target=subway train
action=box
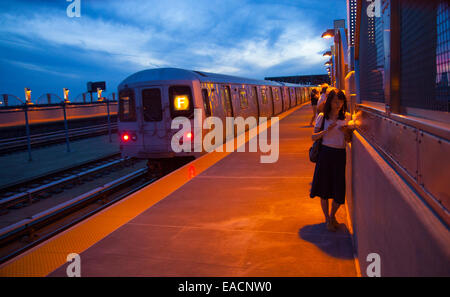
[117,68,311,171]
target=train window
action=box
[239,88,248,109]
[202,89,212,117]
[142,88,162,122]
[119,88,136,122]
[169,86,194,118]
[221,86,233,117]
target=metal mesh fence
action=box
[359,0,385,103]
[358,0,450,112]
[400,0,449,112]
[436,1,450,111]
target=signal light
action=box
[186,132,192,139]
[122,134,130,141]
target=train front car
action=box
[117,68,310,175]
[117,68,203,173]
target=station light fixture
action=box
[24,88,33,105]
[321,29,334,39]
[323,51,332,57]
[324,60,333,67]
[97,88,103,101]
[63,88,70,103]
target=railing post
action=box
[62,101,71,152]
[24,104,32,161]
[2,94,8,106]
[106,99,112,143]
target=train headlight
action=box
[174,95,189,110]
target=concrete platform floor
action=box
[0,134,119,189]
[47,105,357,277]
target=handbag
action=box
[309,116,325,163]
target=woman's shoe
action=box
[330,217,339,229]
[326,218,336,232]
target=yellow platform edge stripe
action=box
[0,104,306,277]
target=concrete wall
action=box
[347,132,450,276]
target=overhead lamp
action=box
[323,51,332,57]
[321,29,334,39]
[63,88,70,103]
[24,88,33,105]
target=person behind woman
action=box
[316,85,329,114]
[310,89,352,232]
[309,88,319,126]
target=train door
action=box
[251,86,260,121]
[289,88,296,107]
[296,88,301,105]
[118,88,144,154]
[219,85,234,142]
[260,86,272,118]
[283,87,290,110]
[201,89,212,117]
[140,86,167,152]
[272,87,282,115]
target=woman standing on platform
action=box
[310,89,352,232]
[309,88,319,126]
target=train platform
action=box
[0,104,358,277]
[0,135,119,189]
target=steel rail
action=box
[0,156,130,210]
[0,169,153,264]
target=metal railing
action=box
[0,122,118,153]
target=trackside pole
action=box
[62,102,71,152]
[107,98,112,143]
[24,104,32,162]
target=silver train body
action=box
[117,68,311,164]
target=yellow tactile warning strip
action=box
[0,104,305,277]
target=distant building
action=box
[264,74,330,85]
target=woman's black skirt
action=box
[310,145,346,204]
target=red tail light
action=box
[122,134,130,141]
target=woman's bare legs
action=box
[310,105,317,126]
[330,201,341,228]
[320,198,329,221]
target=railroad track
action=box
[0,152,126,210]
[0,123,118,154]
[0,168,153,264]
[0,154,194,264]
